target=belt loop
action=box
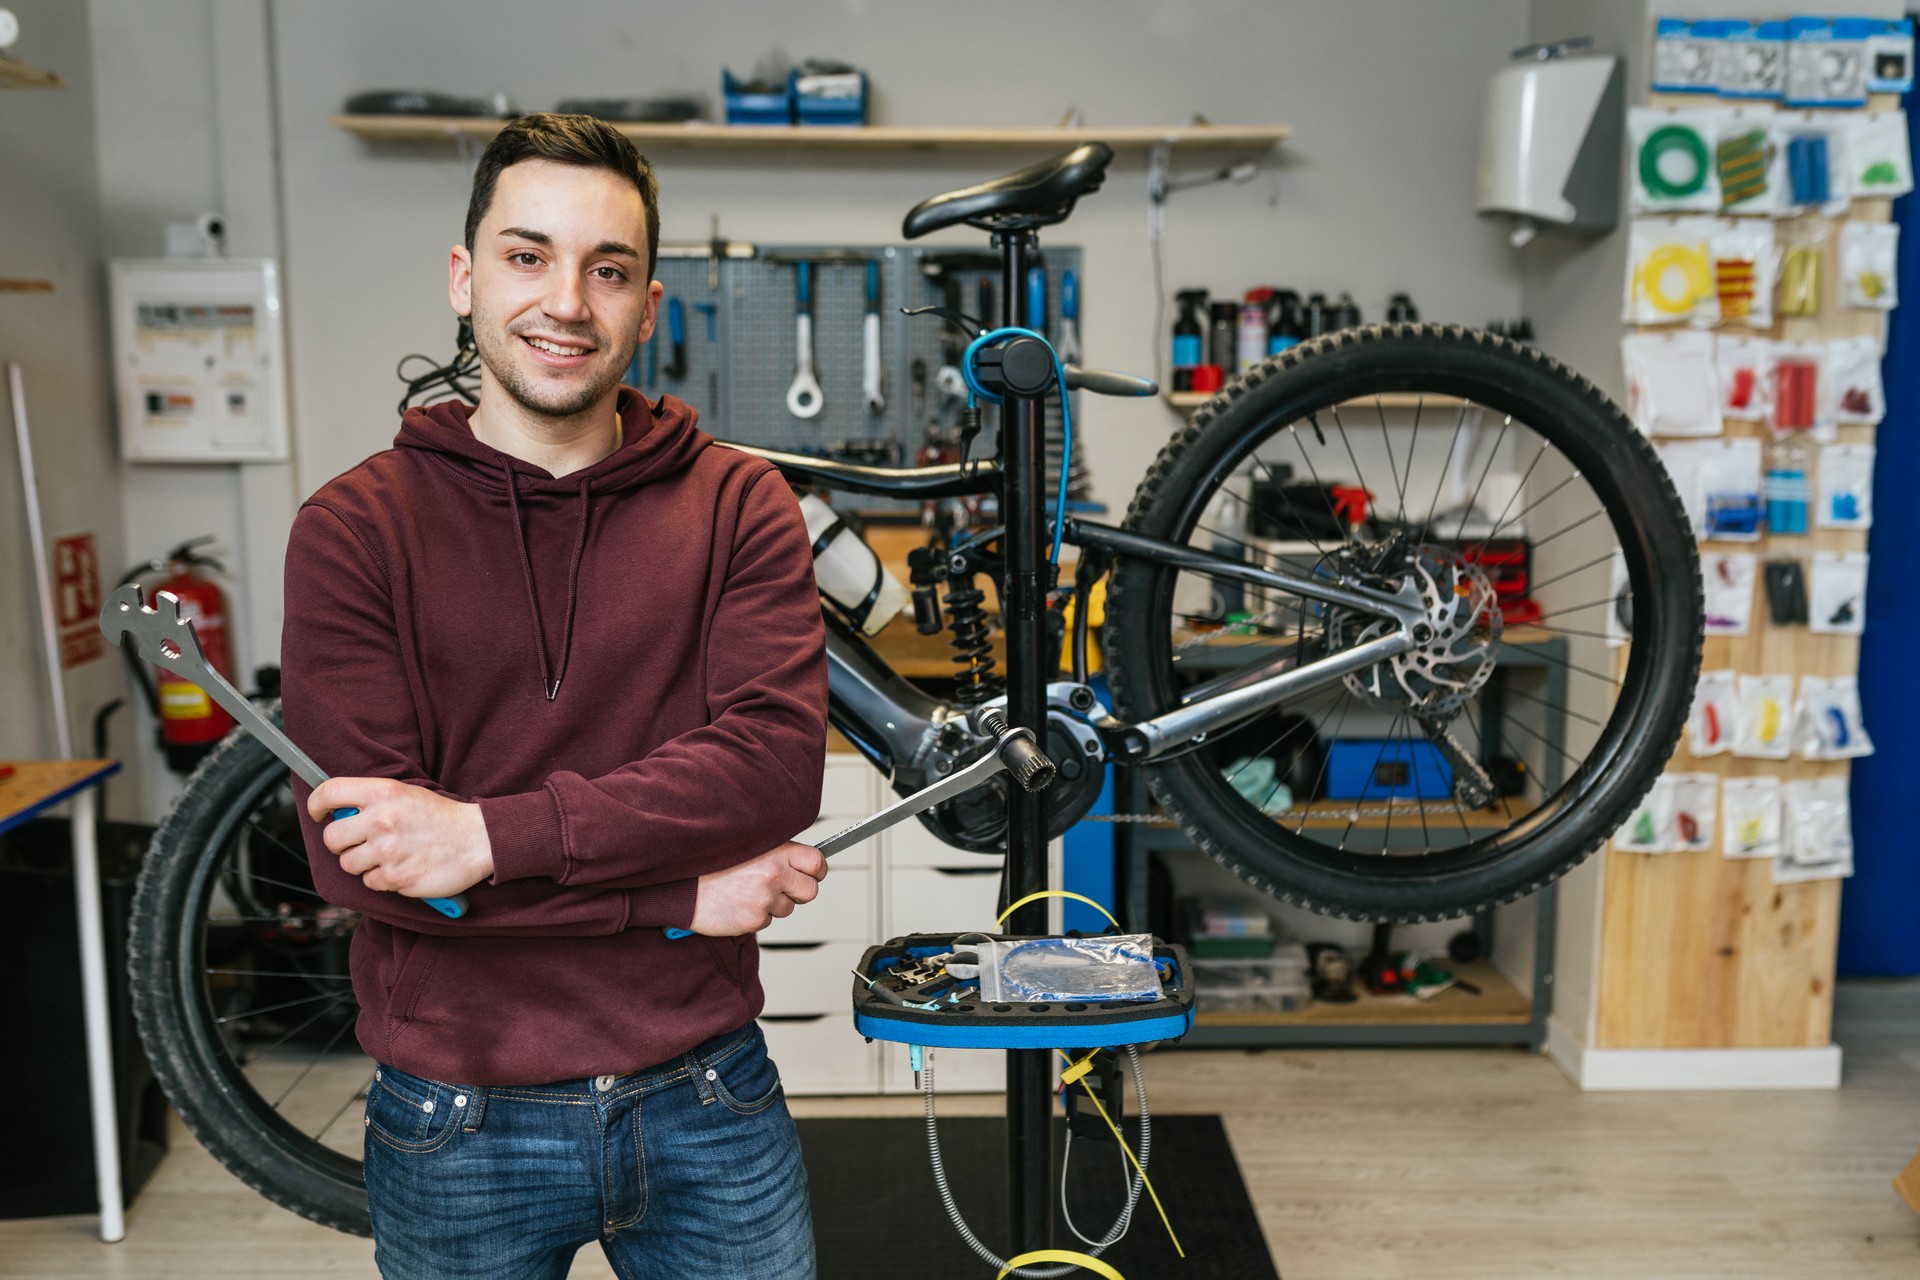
[686,1052,718,1106]
[458,1085,490,1133]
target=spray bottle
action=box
[1267,290,1303,355]
[1172,289,1208,391]
[1238,287,1275,371]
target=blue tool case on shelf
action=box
[851,932,1196,1050]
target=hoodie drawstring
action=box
[505,468,594,702]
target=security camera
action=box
[196,212,228,256]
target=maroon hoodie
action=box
[281,386,826,1086]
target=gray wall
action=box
[0,0,126,775]
[81,0,1534,814]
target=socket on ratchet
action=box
[662,708,1056,938]
[98,584,469,919]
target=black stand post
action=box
[995,227,1055,1258]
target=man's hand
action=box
[690,841,827,937]
[309,777,494,901]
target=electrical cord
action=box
[959,326,1074,564]
[922,1044,1152,1278]
[1061,1046,1150,1250]
[396,321,481,412]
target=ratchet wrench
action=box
[98,584,469,919]
[663,709,1055,938]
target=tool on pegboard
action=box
[785,260,823,419]
[662,298,687,380]
[862,260,885,415]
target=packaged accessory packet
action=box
[973,934,1164,1004]
[1721,776,1784,859]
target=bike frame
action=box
[733,443,1429,787]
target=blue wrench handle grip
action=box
[326,806,469,919]
[665,927,695,939]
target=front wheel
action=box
[1104,324,1701,921]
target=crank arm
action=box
[98,585,469,920]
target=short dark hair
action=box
[464,112,660,277]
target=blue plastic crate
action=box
[722,69,792,125]
[790,68,867,126]
[1325,739,1453,801]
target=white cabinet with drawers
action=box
[758,749,1062,1096]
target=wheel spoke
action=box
[243,816,309,864]
[1453,415,1512,541]
[1527,551,1617,596]
[271,1014,358,1109]
[1500,684,1606,729]
[1424,401,1473,532]
[315,1071,377,1144]
[1287,422,1353,546]
[215,989,353,1026]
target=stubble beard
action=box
[470,292,634,421]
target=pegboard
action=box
[633,243,1083,474]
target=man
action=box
[282,112,828,1279]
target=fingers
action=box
[307,776,398,822]
[776,862,821,906]
[320,811,367,855]
[785,842,828,882]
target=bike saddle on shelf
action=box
[903,142,1116,239]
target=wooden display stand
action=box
[1581,90,1896,1080]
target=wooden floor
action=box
[4,982,1917,1279]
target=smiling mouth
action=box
[522,335,595,358]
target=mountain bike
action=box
[125,142,1703,1234]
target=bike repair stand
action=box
[996,225,1054,1256]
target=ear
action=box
[635,278,664,344]
[448,245,473,318]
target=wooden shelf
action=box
[0,278,54,294]
[1193,959,1529,1029]
[1164,390,1467,413]
[331,115,1290,153]
[0,53,65,89]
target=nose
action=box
[542,269,590,325]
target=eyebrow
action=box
[497,227,641,260]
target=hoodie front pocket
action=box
[384,934,443,1052]
[696,933,747,990]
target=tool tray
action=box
[850,932,1195,1051]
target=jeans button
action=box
[594,1074,616,1092]
[705,1068,718,1082]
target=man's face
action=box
[450,159,659,421]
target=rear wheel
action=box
[1104,324,1701,921]
[128,712,373,1235]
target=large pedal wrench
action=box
[99,584,469,919]
[664,708,1055,938]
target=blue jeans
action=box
[362,1023,815,1279]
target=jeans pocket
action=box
[711,1028,784,1116]
[365,1064,461,1154]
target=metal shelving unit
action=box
[1114,631,1565,1051]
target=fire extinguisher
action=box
[117,537,238,773]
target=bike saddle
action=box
[903,143,1116,239]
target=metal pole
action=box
[10,363,125,1241]
[994,232,1054,1255]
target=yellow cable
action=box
[996,890,1120,932]
[1054,1048,1185,1258]
[997,1251,1126,1280]
[1637,242,1712,316]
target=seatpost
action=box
[993,225,1055,1256]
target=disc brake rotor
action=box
[1331,545,1502,717]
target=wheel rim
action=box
[172,753,369,1194]
[1129,362,1689,886]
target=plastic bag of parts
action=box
[1670,773,1718,852]
[1717,108,1786,215]
[1846,111,1914,198]
[1840,222,1900,309]
[1794,675,1874,760]
[1777,776,1854,884]
[1767,341,1832,438]
[1826,336,1885,426]
[1625,219,1717,325]
[1661,438,1763,541]
[1777,113,1851,216]
[1701,552,1757,635]
[1717,334,1772,420]
[1776,220,1825,317]
[1735,672,1795,759]
[1631,107,1725,213]
[974,935,1164,1004]
[1690,669,1738,756]
[1711,219,1777,328]
[1721,775,1784,859]
[1622,330,1721,437]
[1613,774,1677,853]
[1816,443,1875,530]
[1809,550,1868,635]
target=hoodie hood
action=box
[392,386,711,701]
[394,385,710,496]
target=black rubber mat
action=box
[798,1114,1279,1279]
